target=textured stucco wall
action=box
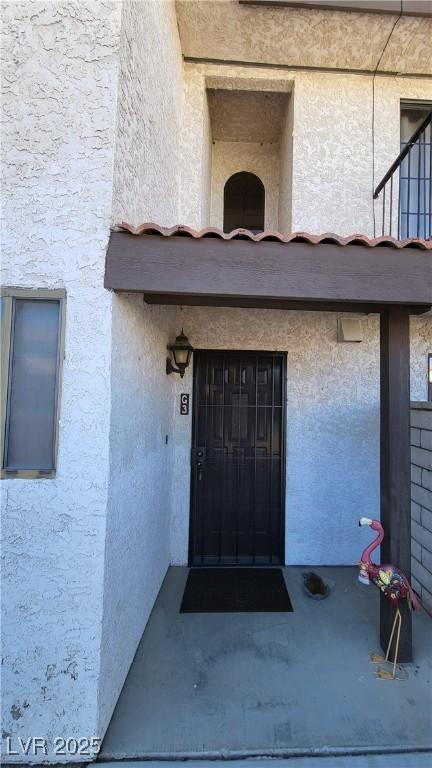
[210,141,280,231]
[290,72,372,234]
[170,308,432,566]
[208,89,288,143]
[200,90,212,227]
[176,0,432,76]
[2,2,431,759]
[99,296,176,735]
[178,69,212,228]
[278,93,294,233]
[181,62,432,235]
[1,1,122,760]
[291,73,432,235]
[111,0,182,227]
[99,0,183,739]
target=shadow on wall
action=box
[98,295,176,735]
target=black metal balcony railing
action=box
[374,110,432,239]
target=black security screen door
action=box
[189,351,286,566]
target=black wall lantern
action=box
[166,329,194,378]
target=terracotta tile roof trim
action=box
[118,222,432,250]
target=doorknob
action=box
[192,447,206,463]
[192,447,206,481]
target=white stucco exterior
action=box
[180,61,432,235]
[2,0,431,762]
[175,0,432,77]
[98,0,183,736]
[99,296,176,735]
[178,70,212,228]
[170,309,432,566]
[1,0,121,758]
[1,0,183,759]
[278,93,294,234]
[111,0,182,227]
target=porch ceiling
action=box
[175,0,432,76]
[105,224,432,312]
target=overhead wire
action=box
[372,1,403,237]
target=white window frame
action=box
[428,353,432,402]
[1,287,66,479]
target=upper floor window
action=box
[1,288,66,478]
[223,172,265,234]
[374,102,431,239]
[429,353,432,402]
[400,103,431,239]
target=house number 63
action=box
[180,393,189,415]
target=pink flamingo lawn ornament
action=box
[358,517,420,680]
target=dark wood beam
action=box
[380,307,412,662]
[143,292,431,315]
[105,233,432,307]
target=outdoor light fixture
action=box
[166,329,194,378]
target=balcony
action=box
[374,110,432,240]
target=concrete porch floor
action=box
[100,567,432,760]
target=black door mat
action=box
[180,568,293,613]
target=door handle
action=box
[192,447,206,480]
[192,447,206,463]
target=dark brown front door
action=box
[189,351,286,566]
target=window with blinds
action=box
[1,289,65,478]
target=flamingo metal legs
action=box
[369,608,406,680]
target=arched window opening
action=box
[223,172,265,234]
